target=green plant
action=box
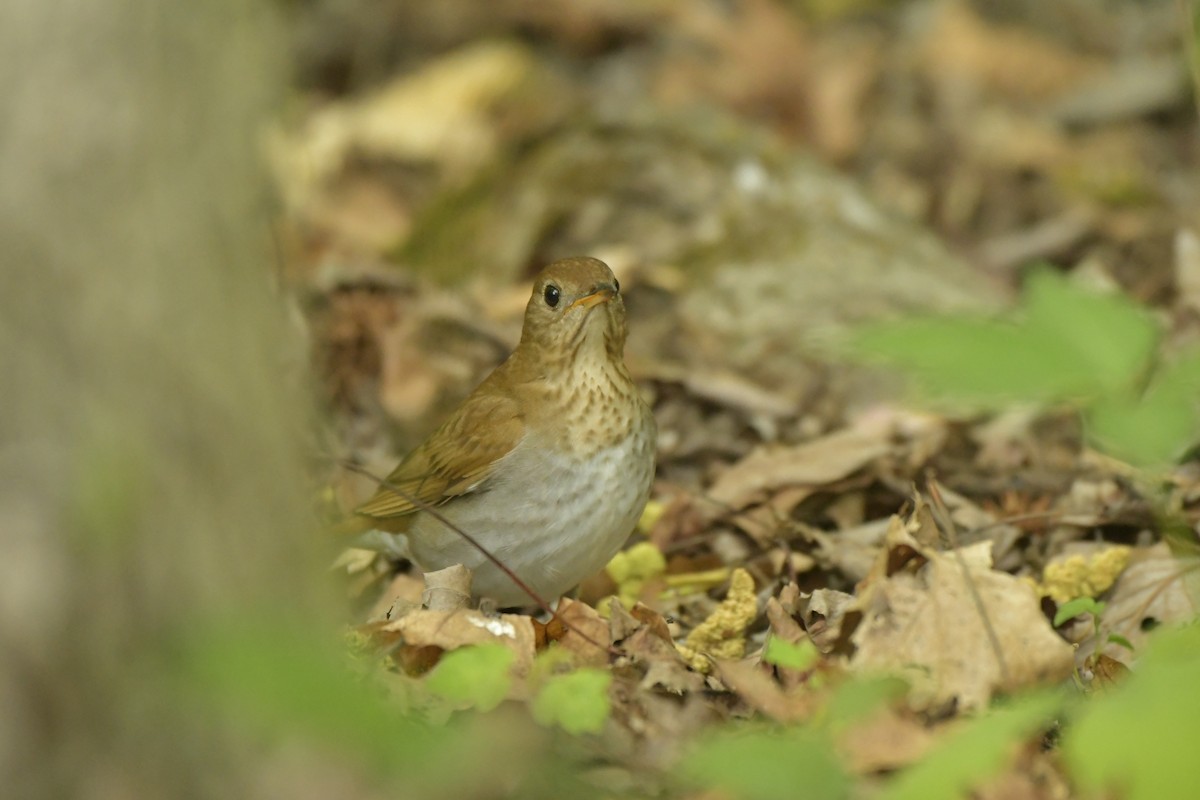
[1052,596,1134,692]
[531,668,612,735]
[1063,624,1200,800]
[426,643,516,711]
[855,268,1200,465]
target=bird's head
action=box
[520,257,627,362]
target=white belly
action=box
[405,424,655,607]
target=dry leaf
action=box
[611,602,703,695]
[765,595,812,690]
[730,486,815,544]
[808,31,884,162]
[799,588,856,654]
[367,571,426,621]
[1092,543,1200,664]
[920,1,1100,105]
[765,596,807,646]
[383,607,537,676]
[850,545,1074,711]
[422,564,473,611]
[707,422,892,511]
[811,517,891,583]
[269,40,540,208]
[712,658,814,723]
[546,597,612,667]
[836,709,935,774]
[660,364,798,419]
[856,510,932,592]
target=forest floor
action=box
[272,2,1200,797]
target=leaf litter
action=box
[278,1,1200,797]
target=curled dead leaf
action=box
[798,588,856,654]
[422,564,473,611]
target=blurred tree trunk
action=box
[0,2,351,796]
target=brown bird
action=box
[345,257,656,608]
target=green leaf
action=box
[1087,349,1200,465]
[1064,625,1200,800]
[679,724,850,800]
[878,690,1063,800]
[1106,633,1135,652]
[179,620,447,773]
[762,638,819,671]
[532,669,611,735]
[853,270,1159,409]
[1022,269,1158,395]
[855,317,1061,405]
[1054,596,1106,627]
[426,644,515,711]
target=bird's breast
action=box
[407,416,655,606]
[541,363,649,456]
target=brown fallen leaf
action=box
[765,594,813,691]
[1087,653,1130,692]
[1089,542,1200,665]
[729,486,816,544]
[836,709,935,775]
[855,506,934,593]
[645,489,708,551]
[422,564,473,611]
[807,30,884,163]
[368,570,426,621]
[269,40,542,202]
[975,745,1072,800]
[919,1,1100,105]
[641,361,799,420]
[712,658,814,723]
[810,517,891,583]
[850,541,1075,711]
[798,588,856,654]
[706,421,893,512]
[765,596,807,646]
[610,602,704,695]
[544,597,611,668]
[382,607,537,676]
[609,599,646,643]
[630,602,675,641]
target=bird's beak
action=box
[567,285,616,311]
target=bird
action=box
[342,256,657,608]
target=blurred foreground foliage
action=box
[856,268,1200,466]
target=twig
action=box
[925,474,1012,688]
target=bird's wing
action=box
[353,391,524,520]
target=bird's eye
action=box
[543,284,561,307]
[614,278,620,293]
